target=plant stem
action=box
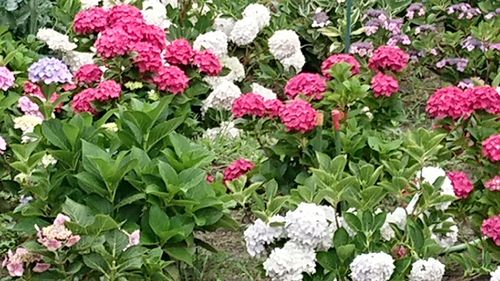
[344,0,353,52]
[443,238,481,254]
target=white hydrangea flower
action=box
[377,207,405,241]
[142,0,172,29]
[203,56,246,88]
[244,215,285,257]
[416,166,456,211]
[62,51,95,71]
[263,241,316,281]
[193,31,228,58]
[101,122,118,133]
[214,17,235,36]
[13,115,43,133]
[242,3,271,31]
[204,121,241,140]
[41,154,57,168]
[409,258,445,281]
[161,0,178,8]
[350,252,395,281]
[281,51,305,72]
[491,266,500,281]
[268,30,301,61]
[202,81,242,113]
[36,28,77,52]
[431,218,458,248]
[102,0,135,8]
[251,83,277,100]
[339,208,357,237]
[229,18,260,46]
[79,0,99,9]
[284,203,337,250]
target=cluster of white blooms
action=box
[430,218,458,248]
[409,258,445,281]
[416,166,456,211]
[349,252,395,281]
[202,81,242,113]
[36,28,77,52]
[214,17,235,36]
[284,203,337,250]
[229,3,271,46]
[41,154,57,168]
[62,51,95,71]
[491,266,500,281]
[204,121,241,141]
[380,207,407,241]
[251,83,277,100]
[263,241,316,281]
[193,31,228,58]
[101,0,135,8]
[244,215,285,257]
[142,0,172,29]
[79,0,99,9]
[268,30,305,71]
[203,56,245,88]
[13,115,44,143]
[338,208,357,236]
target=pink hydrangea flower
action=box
[54,214,71,225]
[124,229,140,250]
[0,136,6,155]
[23,81,43,97]
[285,73,327,100]
[73,7,108,34]
[165,39,195,65]
[0,66,15,91]
[193,50,223,76]
[32,263,50,273]
[279,99,318,133]
[264,99,284,118]
[140,24,167,51]
[485,176,500,192]
[95,80,121,102]
[18,96,40,116]
[426,86,473,120]
[369,45,409,72]
[448,171,474,198]
[483,134,500,162]
[467,86,500,115]
[223,158,255,182]
[482,215,500,246]
[36,213,81,251]
[371,72,399,97]
[75,64,103,85]
[95,27,133,59]
[231,93,266,118]
[2,248,29,277]
[132,42,163,73]
[153,66,189,94]
[107,4,144,27]
[72,88,97,114]
[321,54,361,78]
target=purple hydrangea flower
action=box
[365,9,389,22]
[312,9,331,28]
[365,19,383,35]
[415,24,436,35]
[461,36,484,51]
[457,79,474,89]
[0,66,15,91]
[488,43,500,51]
[447,3,481,19]
[350,41,374,57]
[436,58,468,72]
[0,135,6,154]
[406,3,425,19]
[388,34,411,46]
[28,57,72,84]
[384,18,404,34]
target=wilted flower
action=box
[482,215,500,246]
[409,258,445,281]
[1,248,43,277]
[244,215,285,257]
[124,229,140,251]
[350,252,395,281]
[263,241,317,281]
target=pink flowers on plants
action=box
[321,54,360,78]
[95,80,121,102]
[165,39,195,65]
[482,215,500,246]
[224,158,255,182]
[0,66,15,91]
[485,176,500,192]
[369,46,409,72]
[371,72,399,97]
[279,99,318,133]
[74,64,103,85]
[132,42,163,73]
[107,4,144,27]
[73,7,108,34]
[232,93,266,118]
[95,27,133,59]
[193,50,223,76]
[482,134,500,162]
[72,88,97,114]
[153,66,189,94]
[467,86,500,115]
[35,213,80,251]
[426,86,473,120]
[1,248,48,277]
[448,171,474,198]
[285,73,327,100]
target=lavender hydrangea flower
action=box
[406,3,425,19]
[457,79,474,89]
[312,8,331,28]
[384,18,404,34]
[365,19,383,35]
[365,9,388,22]
[461,36,484,51]
[436,58,468,72]
[388,34,411,46]
[448,3,481,19]
[415,24,436,35]
[487,43,500,51]
[350,41,374,57]
[28,57,72,84]
[0,66,15,91]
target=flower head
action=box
[0,136,7,155]
[244,216,285,257]
[485,176,500,192]
[213,17,235,36]
[285,73,327,100]
[483,134,500,162]
[193,31,228,58]
[409,258,445,281]
[426,86,473,120]
[232,93,266,118]
[229,18,260,46]
[36,28,77,52]
[72,89,97,114]
[165,39,194,65]
[153,66,189,94]
[95,80,121,102]
[132,42,163,73]
[73,7,108,34]
[223,158,255,182]
[369,46,409,72]
[28,58,72,84]
[491,266,500,281]
[350,252,395,281]
[482,215,500,246]
[251,83,276,100]
[202,81,242,113]
[448,171,474,199]
[350,41,374,57]
[107,4,144,27]
[371,72,399,97]
[263,242,316,281]
[279,99,317,133]
[36,214,80,251]
[321,54,361,78]
[74,64,103,85]
[193,50,222,76]
[95,27,133,59]
[264,99,284,118]
[268,30,301,61]
[0,66,15,91]
[468,86,500,115]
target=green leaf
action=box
[147,117,184,151]
[86,214,119,235]
[164,246,194,266]
[149,205,170,241]
[62,197,95,226]
[83,253,109,273]
[42,119,71,150]
[336,244,356,261]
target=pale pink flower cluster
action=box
[35,214,80,251]
[482,134,500,162]
[485,176,500,192]
[1,248,49,277]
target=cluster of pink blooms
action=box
[279,99,318,133]
[426,86,473,120]
[232,93,279,118]
[193,50,223,76]
[71,80,121,114]
[368,46,409,98]
[35,214,80,251]
[485,176,500,192]
[152,66,189,94]
[165,39,195,66]
[482,215,500,246]
[482,134,500,162]
[223,158,255,182]
[284,73,327,100]
[1,248,50,277]
[19,82,62,117]
[466,86,500,115]
[74,64,103,85]
[321,54,360,78]
[448,171,474,198]
[371,72,399,97]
